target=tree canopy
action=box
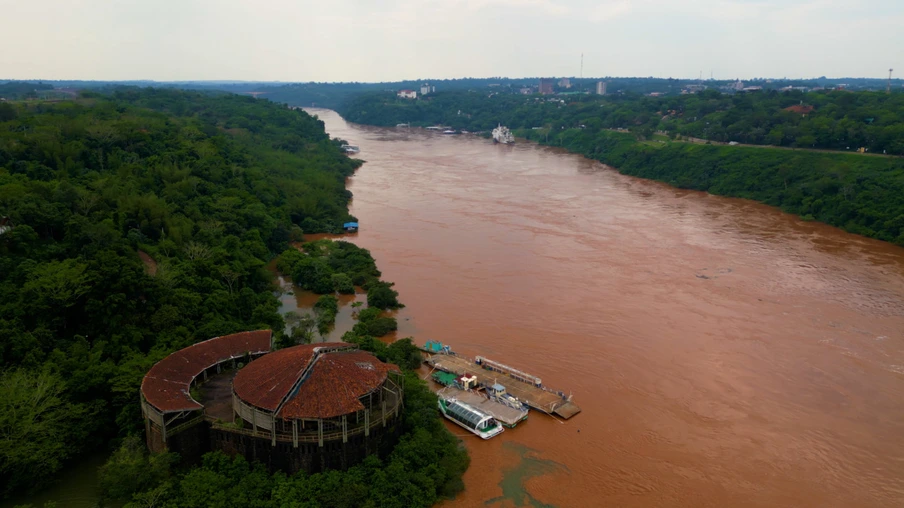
[0,88,361,495]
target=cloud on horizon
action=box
[1,0,901,81]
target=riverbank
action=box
[517,128,904,245]
[337,90,904,246]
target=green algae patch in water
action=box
[485,442,569,508]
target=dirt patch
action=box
[200,371,238,422]
[138,250,157,276]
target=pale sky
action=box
[2,0,902,82]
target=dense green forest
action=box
[0,88,467,506]
[338,91,904,245]
[0,81,55,100]
[0,88,356,495]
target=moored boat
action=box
[492,125,515,144]
[487,383,529,411]
[437,397,504,439]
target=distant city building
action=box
[558,78,572,89]
[419,84,435,95]
[397,90,417,99]
[519,87,534,95]
[684,84,707,93]
[729,80,745,91]
[539,79,555,95]
[595,81,607,95]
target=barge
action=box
[422,341,581,419]
[430,371,528,428]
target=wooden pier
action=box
[426,353,581,419]
[438,386,528,428]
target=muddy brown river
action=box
[308,109,904,507]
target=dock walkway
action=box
[439,386,528,427]
[426,353,581,419]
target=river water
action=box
[309,109,904,507]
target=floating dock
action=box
[423,347,581,419]
[438,386,528,428]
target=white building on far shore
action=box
[397,90,417,99]
[596,81,607,95]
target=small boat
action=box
[438,397,504,439]
[340,144,360,154]
[443,130,457,135]
[343,222,359,233]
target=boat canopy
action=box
[343,222,359,228]
[445,399,494,430]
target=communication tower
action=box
[888,68,894,94]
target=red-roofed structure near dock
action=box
[140,333,404,473]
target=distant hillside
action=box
[0,81,54,99]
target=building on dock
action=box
[141,336,404,473]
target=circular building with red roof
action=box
[141,334,403,473]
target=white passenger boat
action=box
[437,396,504,439]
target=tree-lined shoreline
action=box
[338,91,904,245]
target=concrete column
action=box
[293,420,298,448]
[342,415,348,443]
[364,410,370,437]
[318,419,323,447]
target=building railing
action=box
[166,414,206,438]
[210,408,397,444]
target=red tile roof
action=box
[784,104,815,115]
[141,330,272,413]
[279,351,400,420]
[232,344,399,420]
[232,343,324,411]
